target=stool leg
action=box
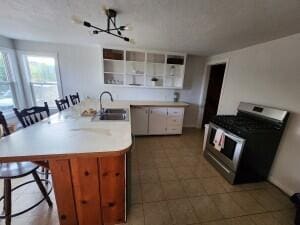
[4,179,11,225]
[3,181,6,214]
[32,171,53,207]
[45,169,49,181]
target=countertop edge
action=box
[0,145,132,163]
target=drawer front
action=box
[167,107,184,116]
[167,116,183,126]
[167,125,182,134]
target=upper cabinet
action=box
[102,48,186,89]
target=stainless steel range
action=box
[204,102,289,184]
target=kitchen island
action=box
[0,99,188,225]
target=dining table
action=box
[0,99,132,225]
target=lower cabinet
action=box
[131,106,185,135]
[131,106,149,135]
[148,108,168,135]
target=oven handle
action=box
[207,152,231,174]
[209,123,246,143]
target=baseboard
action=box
[268,175,294,196]
[183,125,197,128]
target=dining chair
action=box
[0,111,52,225]
[55,96,70,111]
[69,92,80,105]
[13,102,50,128]
[13,102,51,180]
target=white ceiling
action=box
[0,0,300,55]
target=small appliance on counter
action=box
[204,102,289,184]
[173,92,180,102]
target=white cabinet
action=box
[131,107,149,135]
[148,107,184,135]
[103,48,186,89]
[166,108,184,134]
[131,106,185,135]
[148,108,168,135]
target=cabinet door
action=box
[131,107,149,135]
[148,107,167,135]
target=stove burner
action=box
[211,115,279,134]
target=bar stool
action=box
[0,111,52,225]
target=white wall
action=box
[180,56,205,127]
[0,35,14,49]
[206,33,300,195]
[11,39,205,127]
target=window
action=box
[0,51,17,112]
[23,54,61,108]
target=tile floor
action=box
[0,128,296,225]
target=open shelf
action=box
[146,76,164,87]
[104,73,124,85]
[166,64,184,77]
[147,53,165,63]
[103,49,124,60]
[102,48,185,89]
[147,62,165,77]
[104,60,124,74]
[126,74,145,86]
[126,51,145,62]
[126,61,145,75]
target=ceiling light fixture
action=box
[72,8,134,43]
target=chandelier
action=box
[72,8,134,43]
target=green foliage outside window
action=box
[27,56,57,83]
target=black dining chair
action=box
[13,102,50,128]
[13,102,51,180]
[0,111,52,225]
[69,92,80,105]
[55,96,70,111]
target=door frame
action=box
[197,58,230,127]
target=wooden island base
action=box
[49,154,126,225]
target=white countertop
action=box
[0,99,188,162]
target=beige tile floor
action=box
[0,128,296,225]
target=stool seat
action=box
[0,162,39,179]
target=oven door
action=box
[205,123,246,171]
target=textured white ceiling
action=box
[0,0,300,55]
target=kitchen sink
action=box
[99,113,127,120]
[103,108,127,114]
[92,108,129,121]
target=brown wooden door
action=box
[202,63,226,127]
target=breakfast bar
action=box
[0,99,188,225]
[0,100,132,225]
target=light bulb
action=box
[101,5,108,14]
[88,30,99,36]
[124,24,133,31]
[71,15,83,24]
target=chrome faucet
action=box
[99,91,114,113]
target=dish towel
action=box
[213,128,225,151]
